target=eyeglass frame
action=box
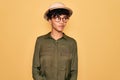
[51,15,69,23]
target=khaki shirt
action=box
[32,32,78,80]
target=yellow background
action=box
[0,0,120,80]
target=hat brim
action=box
[44,7,73,21]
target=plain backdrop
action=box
[0,0,120,80]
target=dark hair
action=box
[46,8,71,20]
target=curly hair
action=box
[46,8,71,20]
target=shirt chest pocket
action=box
[60,45,72,57]
[40,45,54,56]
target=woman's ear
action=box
[48,19,52,24]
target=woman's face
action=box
[49,15,69,32]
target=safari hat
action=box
[44,2,73,20]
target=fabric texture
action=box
[32,32,78,80]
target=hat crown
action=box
[49,2,66,9]
[44,2,73,21]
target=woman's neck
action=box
[50,30,63,40]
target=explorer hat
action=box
[44,2,73,20]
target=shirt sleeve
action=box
[70,40,78,80]
[32,38,44,80]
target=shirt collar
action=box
[44,32,68,40]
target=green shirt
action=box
[32,32,78,80]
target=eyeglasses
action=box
[52,16,69,23]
